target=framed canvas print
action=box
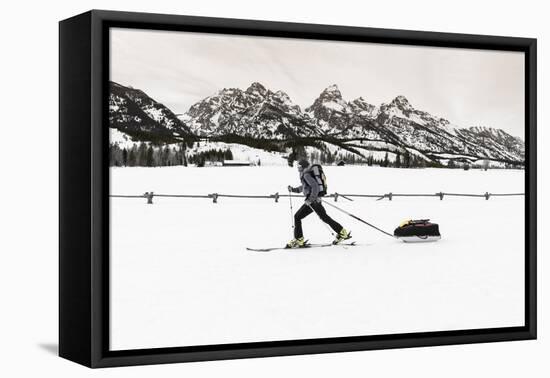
[59,10,537,368]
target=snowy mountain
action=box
[109,81,525,166]
[305,84,353,132]
[109,82,192,143]
[372,96,524,163]
[179,83,524,165]
[455,126,525,162]
[181,82,321,139]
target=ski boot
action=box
[285,237,306,249]
[333,229,352,244]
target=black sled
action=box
[394,219,441,242]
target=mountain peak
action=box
[312,84,344,106]
[387,95,414,112]
[352,96,370,105]
[305,84,350,124]
[321,84,342,97]
[350,97,378,117]
[391,95,411,105]
[246,82,269,96]
[467,126,507,137]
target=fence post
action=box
[437,192,444,200]
[334,193,339,202]
[145,192,154,204]
[485,192,490,200]
[211,193,218,203]
[388,192,393,201]
[273,192,279,203]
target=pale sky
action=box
[110,28,525,139]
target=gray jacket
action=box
[291,166,320,202]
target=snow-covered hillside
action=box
[109,128,135,149]
[109,165,525,350]
[187,141,288,166]
[109,81,192,143]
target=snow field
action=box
[110,166,525,350]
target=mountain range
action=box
[109,81,525,166]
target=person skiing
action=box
[286,159,351,248]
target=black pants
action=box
[294,201,343,239]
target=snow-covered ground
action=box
[187,141,288,165]
[109,166,525,350]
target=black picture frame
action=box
[59,9,537,368]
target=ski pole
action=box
[288,188,295,231]
[321,199,395,238]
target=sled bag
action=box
[394,219,441,242]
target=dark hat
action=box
[297,159,310,168]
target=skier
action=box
[286,159,351,248]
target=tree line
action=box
[306,149,442,168]
[110,141,516,169]
[109,142,233,167]
[188,148,233,167]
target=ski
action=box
[246,241,357,252]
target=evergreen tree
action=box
[395,153,401,168]
[146,145,155,167]
[128,145,137,167]
[170,147,178,166]
[367,155,373,166]
[109,145,116,166]
[109,144,125,167]
[197,156,205,167]
[137,142,147,166]
[403,151,410,168]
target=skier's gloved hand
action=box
[304,199,312,206]
[287,185,293,192]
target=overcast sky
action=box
[110,28,525,138]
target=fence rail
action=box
[109,191,525,204]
